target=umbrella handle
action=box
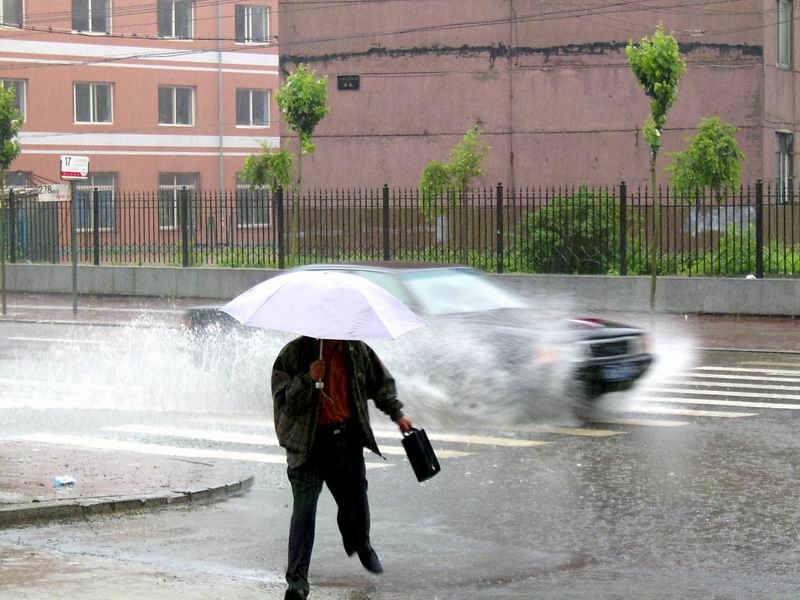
[316,339,324,389]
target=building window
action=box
[158,86,194,125]
[157,0,193,39]
[236,89,269,127]
[778,0,793,68]
[0,0,23,27]
[236,173,270,227]
[74,82,112,123]
[75,173,116,232]
[777,132,794,202]
[72,0,111,33]
[235,4,268,43]
[159,173,197,229]
[1,79,25,118]
[6,170,31,191]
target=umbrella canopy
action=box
[220,270,425,341]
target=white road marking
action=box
[646,387,800,401]
[695,366,800,377]
[373,430,552,447]
[108,425,280,446]
[504,425,624,437]
[626,406,756,418]
[590,418,689,427]
[650,380,800,392]
[644,396,800,410]
[379,446,471,459]
[8,337,107,345]
[681,373,800,384]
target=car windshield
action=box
[400,269,529,315]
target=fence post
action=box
[382,184,390,261]
[755,179,764,279]
[180,186,189,268]
[276,186,285,270]
[8,189,15,264]
[496,183,504,274]
[92,188,100,266]
[619,181,627,276]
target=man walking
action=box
[272,336,413,600]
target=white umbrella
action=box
[220,270,425,341]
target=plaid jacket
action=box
[272,336,405,468]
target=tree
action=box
[626,25,685,310]
[240,143,293,191]
[276,64,329,261]
[0,86,23,315]
[420,125,490,216]
[668,116,745,198]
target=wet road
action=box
[1,315,800,598]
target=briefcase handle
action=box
[402,426,421,437]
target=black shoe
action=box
[284,589,306,600]
[357,544,384,574]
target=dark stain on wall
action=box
[281,41,763,71]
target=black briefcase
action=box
[402,428,441,482]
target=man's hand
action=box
[397,416,413,434]
[309,360,325,382]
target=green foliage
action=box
[0,86,22,172]
[276,64,330,154]
[241,145,293,190]
[420,125,490,216]
[668,117,745,195]
[517,186,622,274]
[626,25,685,154]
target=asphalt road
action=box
[1,310,800,598]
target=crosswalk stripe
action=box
[626,406,756,418]
[108,425,279,446]
[379,446,471,459]
[504,425,624,437]
[373,431,551,447]
[651,381,800,392]
[695,366,800,376]
[681,373,800,384]
[590,418,689,427]
[8,433,393,469]
[646,387,800,401]
[644,396,800,410]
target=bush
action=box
[516,186,622,274]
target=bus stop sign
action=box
[60,155,90,180]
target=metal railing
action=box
[4,180,799,277]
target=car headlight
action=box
[629,334,648,355]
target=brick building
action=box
[2,0,279,195]
[278,0,795,191]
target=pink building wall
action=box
[2,0,279,191]
[279,0,782,190]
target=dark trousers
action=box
[285,423,370,595]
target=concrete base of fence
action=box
[5,264,799,316]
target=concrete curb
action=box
[0,475,254,529]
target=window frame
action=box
[72,0,112,34]
[73,82,113,124]
[235,173,270,228]
[776,131,794,203]
[235,4,269,44]
[778,0,793,69]
[158,85,195,126]
[74,173,117,233]
[0,0,23,28]
[0,79,26,118]
[157,0,194,39]
[235,88,270,128]
[158,172,198,230]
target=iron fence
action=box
[3,180,799,277]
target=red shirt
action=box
[317,340,354,425]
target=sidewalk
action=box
[0,440,253,528]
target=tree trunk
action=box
[649,150,659,311]
[290,148,302,265]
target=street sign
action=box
[37,183,72,202]
[60,155,89,180]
